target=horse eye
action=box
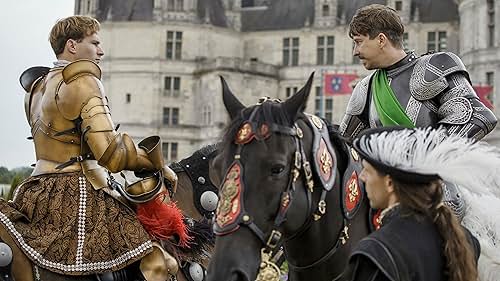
[271,164,285,175]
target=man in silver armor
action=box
[0,16,180,280]
[340,4,497,221]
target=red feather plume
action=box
[136,192,191,247]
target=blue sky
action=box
[0,1,74,168]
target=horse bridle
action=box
[214,104,338,280]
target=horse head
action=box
[207,73,368,281]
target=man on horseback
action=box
[340,4,496,139]
[339,4,497,222]
[0,15,183,280]
[343,126,487,281]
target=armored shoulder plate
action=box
[345,73,374,115]
[57,60,105,120]
[62,59,102,84]
[410,52,468,101]
[19,66,50,92]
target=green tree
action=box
[0,166,11,184]
[7,174,23,201]
[0,166,33,199]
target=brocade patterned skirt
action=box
[0,172,152,275]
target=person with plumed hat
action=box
[342,126,500,281]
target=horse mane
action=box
[198,143,219,158]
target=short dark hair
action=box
[349,4,404,49]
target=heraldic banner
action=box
[323,73,358,96]
[473,85,494,109]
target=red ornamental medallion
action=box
[235,122,254,144]
[345,171,361,212]
[216,163,243,227]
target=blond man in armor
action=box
[0,15,180,280]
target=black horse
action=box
[206,73,371,281]
[169,144,221,281]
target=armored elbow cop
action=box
[98,134,178,192]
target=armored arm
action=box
[339,74,372,138]
[410,52,497,140]
[436,72,497,140]
[57,60,177,186]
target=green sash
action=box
[372,70,415,128]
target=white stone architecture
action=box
[74,0,498,162]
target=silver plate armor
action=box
[340,51,497,220]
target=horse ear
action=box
[283,72,314,120]
[221,76,245,120]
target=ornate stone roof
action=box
[94,0,459,29]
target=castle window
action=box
[162,142,179,162]
[322,4,330,16]
[202,105,212,125]
[283,37,299,66]
[126,93,131,103]
[486,72,495,86]
[163,107,179,125]
[317,35,335,65]
[427,31,447,52]
[286,87,298,98]
[166,31,182,60]
[168,0,183,11]
[164,76,181,96]
[314,86,334,123]
[488,0,495,47]
[395,1,402,11]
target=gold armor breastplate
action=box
[31,69,82,164]
[25,63,107,189]
[22,60,172,190]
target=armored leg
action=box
[140,242,179,281]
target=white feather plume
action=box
[359,127,500,197]
[359,127,500,280]
[461,189,500,281]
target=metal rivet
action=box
[198,176,206,184]
[186,164,190,168]
[297,127,303,138]
[202,156,207,160]
[243,215,250,222]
